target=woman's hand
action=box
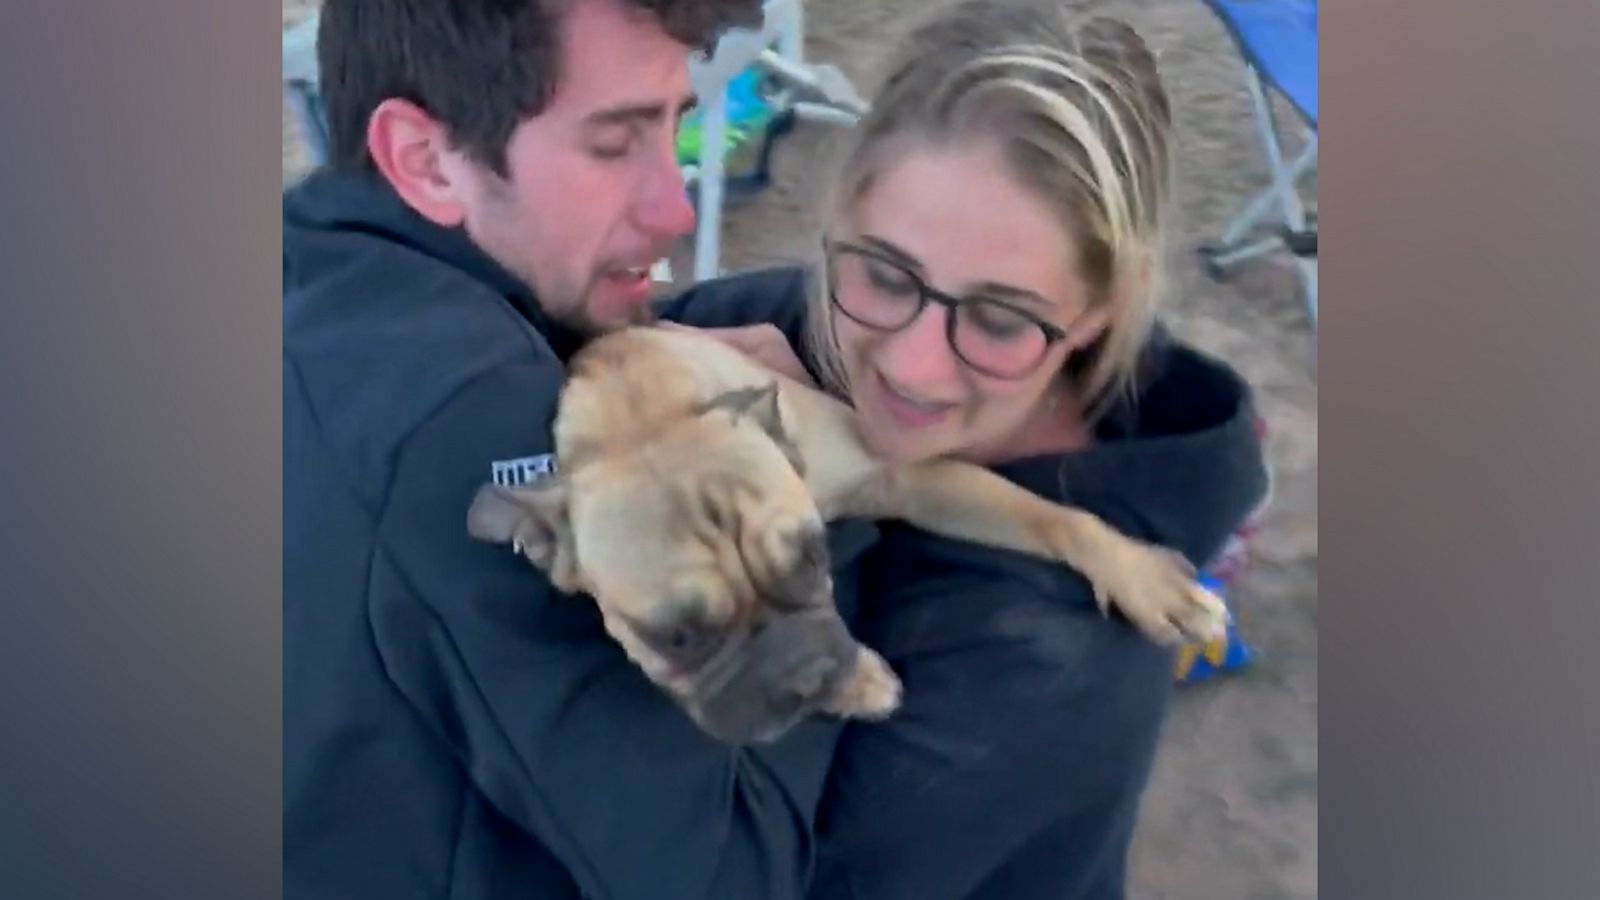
[661,322,817,388]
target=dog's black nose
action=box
[757,613,856,714]
[693,612,859,745]
[786,655,833,699]
[765,654,841,724]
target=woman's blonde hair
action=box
[803,0,1175,421]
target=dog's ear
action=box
[696,384,806,475]
[467,480,584,594]
[697,383,790,443]
[742,383,785,443]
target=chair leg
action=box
[1244,64,1311,245]
[1203,235,1284,275]
[1217,140,1317,249]
[770,0,804,65]
[1296,256,1317,325]
[1200,63,1318,327]
[693,88,730,281]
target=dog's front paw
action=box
[821,647,902,721]
[1083,541,1229,647]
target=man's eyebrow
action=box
[584,96,699,127]
[858,233,1052,308]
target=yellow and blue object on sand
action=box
[1174,573,1257,684]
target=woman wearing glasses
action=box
[666,1,1268,896]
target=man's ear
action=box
[366,97,471,228]
[467,480,584,595]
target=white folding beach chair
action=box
[683,0,867,280]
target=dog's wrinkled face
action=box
[469,390,871,744]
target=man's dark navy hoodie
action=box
[283,170,879,900]
[664,272,1270,900]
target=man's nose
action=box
[632,147,697,240]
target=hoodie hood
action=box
[283,169,587,361]
[994,332,1270,569]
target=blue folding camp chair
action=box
[1197,0,1318,327]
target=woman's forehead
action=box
[847,142,1090,314]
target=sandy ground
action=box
[284,2,1318,897]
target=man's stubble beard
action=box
[470,218,657,339]
[535,271,661,337]
[467,179,666,337]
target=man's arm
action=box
[366,358,842,900]
[805,552,1175,900]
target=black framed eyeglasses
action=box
[822,238,1068,380]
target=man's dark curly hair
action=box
[316,0,763,176]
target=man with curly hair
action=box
[283,2,862,898]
